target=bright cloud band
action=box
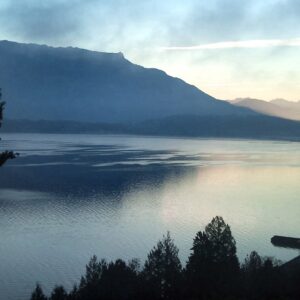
[161,38,300,50]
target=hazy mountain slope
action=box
[0,40,253,123]
[271,99,300,113]
[134,114,300,140]
[230,98,300,121]
[3,115,300,141]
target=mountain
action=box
[271,98,300,114]
[230,98,300,121]
[1,40,300,140]
[3,115,300,140]
[0,40,253,123]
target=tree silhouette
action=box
[242,251,264,299]
[78,255,106,300]
[76,256,140,300]
[30,284,47,300]
[100,259,140,300]
[205,216,238,266]
[50,286,67,300]
[0,88,16,166]
[186,216,240,299]
[259,257,285,299]
[243,251,263,273]
[28,217,300,300]
[142,232,182,300]
[67,285,80,300]
[185,231,214,298]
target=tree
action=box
[243,251,263,274]
[260,257,284,299]
[30,283,47,300]
[78,255,107,300]
[186,216,240,299]
[0,88,16,166]
[142,232,182,300]
[100,259,140,300]
[185,231,214,298]
[67,285,79,300]
[242,251,263,298]
[205,216,239,275]
[75,256,141,300]
[50,286,67,300]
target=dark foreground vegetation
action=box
[31,217,300,300]
[0,89,17,166]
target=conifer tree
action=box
[143,232,182,299]
[186,216,240,298]
[30,284,47,300]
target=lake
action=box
[0,133,299,300]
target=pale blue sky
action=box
[1,0,300,101]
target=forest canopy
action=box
[30,216,300,300]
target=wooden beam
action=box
[271,235,300,249]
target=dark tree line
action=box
[31,216,300,300]
[0,88,17,166]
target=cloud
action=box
[0,0,98,43]
[158,0,300,47]
[160,38,300,51]
[1,0,300,50]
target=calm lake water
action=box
[0,133,300,300]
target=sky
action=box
[0,0,300,101]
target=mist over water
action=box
[0,133,299,300]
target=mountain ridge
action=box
[0,40,254,123]
[0,40,300,140]
[229,97,300,121]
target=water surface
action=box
[0,133,299,300]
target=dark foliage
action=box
[0,88,17,166]
[185,216,240,299]
[75,256,140,300]
[31,284,47,300]
[50,286,68,300]
[30,217,300,300]
[0,149,16,166]
[142,232,182,300]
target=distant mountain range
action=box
[229,98,300,121]
[1,40,300,140]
